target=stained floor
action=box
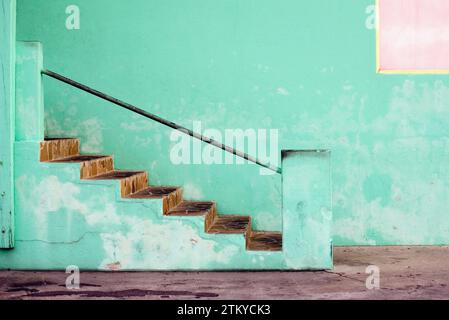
[1,246,448,300]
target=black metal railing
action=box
[41,69,282,174]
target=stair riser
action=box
[204,205,218,232]
[40,139,79,162]
[245,220,252,239]
[162,188,183,214]
[245,230,252,250]
[120,172,148,197]
[80,157,114,179]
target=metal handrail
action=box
[41,69,282,174]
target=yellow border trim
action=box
[375,0,449,75]
[375,0,381,73]
[379,69,449,75]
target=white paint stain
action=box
[45,117,104,153]
[99,216,239,270]
[182,183,204,199]
[35,176,88,215]
[121,120,157,132]
[276,87,290,96]
[78,119,104,153]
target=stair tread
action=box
[50,155,110,163]
[248,231,282,251]
[87,170,146,180]
[167,201,215,216]
[127,186,180,199]
[208,215,250,234]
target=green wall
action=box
[16,0,449,245]
[0,0,16,249]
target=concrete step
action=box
[40,138,80,162]
[87,170,148,197]
[167,201,217,231]
[167,201,215,217]
[126,186,183,214]
[207,215,251,234]
[247,231,282,251]
[50,155,114,179]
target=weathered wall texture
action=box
[0,141,287,270]
[0,0,16,249]
[15,0,449,245]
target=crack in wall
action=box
[15,231,101,245]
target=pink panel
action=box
[379,0,449,71]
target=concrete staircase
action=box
[0,41,332,271]
[40,138,283,252]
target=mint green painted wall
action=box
[16,0,449,245]
[0,0,16,249]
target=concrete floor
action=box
[1,246,448,300]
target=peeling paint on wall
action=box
[0,141,286,270]
[11,0,449,246]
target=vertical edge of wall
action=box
[0,0,16,249]
[281,150,333,270]
[16,41,44,141]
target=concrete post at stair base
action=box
[282,150,333,270]
[15,41,44,142]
